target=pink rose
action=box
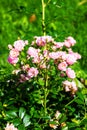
[58,62,68,71]
[64,36,76,48]
[27,67,39,78]
[9,48,19,58]
[63,80,71,86]
[14,40,25,51]
[64,41,71,48]
[66,54,76,65]
[8,56,19,64]
[73,52,81,60]
[27,47,39,57]
[20,74,29,82]
[27,47,41,63]
[66,68,76,79]
[63,80,77,94]
[54,42,64,49]
[66,36,76,46]
[49,52,61,60]
[36,37,46,46]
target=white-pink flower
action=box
[20,74,29,82]
[27,47,41,63]
[64,41,71,48]
[63,80,77,94]
[14,40,25,51]
[72,52,81,60]
[66,68,76,79]
[66,36,76,46]
[64,36,76,47]
[27,47,39,58]
[5,123,18,130]
[71,81,78,92]
[9,48,19,58]
[8,44,13,50]
[27,67,39,78]
[49,52,61,60]
[66,54,77,65]
[54,42,64,49]
[36,37,46,46]
[8,56,19,64]
[58,61,68,71]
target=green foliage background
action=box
[0,0,87,69]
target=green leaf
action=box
[38,78,44,86]
[75,78,85,89]
[77,91,84,101]
[61,126,68,130]
[23,115,31,127]
[5,110,17,119]
[13,118,21,126]
[75,99,84,105]
[60,115,67,123]
[82,88,87,95]
[19,107,26,119]
[18,124,25,130]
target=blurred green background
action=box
[0,0,87,70]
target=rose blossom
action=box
[14,40,25,51]
[27,47,40,58]
[34,36,54,46]
[27,67,39,78]
[71,81,78,94]
[36,37,46,46]
[20,74,29,82]
[53,42,64,49]
[5,123,18,130]
[9,48,19,58]
[66,68,76,79]
[49,51,62,60]
[63,80,71,92]
[66,54,77,65]
[64,36,76,47]
[63,80,77,94]
[64,41,71,48]
[8,56,19,64]
[58,61,68,71]
[66,36,76,46]
[68,49,81,60]
[72,52,81,60]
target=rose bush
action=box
[5,35,84,129]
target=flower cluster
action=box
[5,123,18,130]
[8,40,28,64]
[8,36,81,93]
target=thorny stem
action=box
[42,0,46,36]
[41,0,51,116]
